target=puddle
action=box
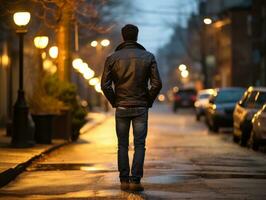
[27,163,116,173]
[192,172,266,179]
[144,175,195,184]
[144,172,266,184]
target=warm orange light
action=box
[181,70,189,78]
[158,94,165,102]
[72,58,83,70]
[1,54,9,68]
[89,77,100,86]
[95,83,102,93]
[101,39,110,47]
[34,36,49,49]
[83,69,95,80]
[178,64,187,71]
[13,12,31,26]
[91,40,98,47]
[49,46,58,59]
[203,18,212,25]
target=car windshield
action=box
[177,90,196,96]
[199,93,211,99]
[215,89,244,103]
[244,91,266,108]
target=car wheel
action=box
[196,114,200,121]
[173,104,178,113]
[240,128,252,147]
[240,132,248,147]
[210,118,219,132]
[212,123,219,132]
[233,134,239,143]
[249,131,259,151]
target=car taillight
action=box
[174,95,181,101]
[190,95,196,101]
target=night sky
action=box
[125,0,198,54]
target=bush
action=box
[43,75,87,135]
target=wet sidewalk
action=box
[0,111,109,188]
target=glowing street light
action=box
[49,46,58,59]
[1,54,10,68]
[89,77,100,86]
[13,12,31,27]
[79,62,89,74]
[158,94,165,102]
[203,17,212,25]
[95,82,102,93]
[91,40,98,47]
[83,69,95,80]
[181,70,189,78]
[178,64,187,71]
[12,11,35,147]
[72,58,83,70]
[101,39,110,47]
[34,36,49,49]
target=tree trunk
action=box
[57,4,72,81]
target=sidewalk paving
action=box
[0,111,110,188]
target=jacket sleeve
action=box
[101,57,116,107]
[148,55,162,107]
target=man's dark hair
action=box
[121,24,139,41]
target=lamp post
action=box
[200,18,209,88]
[11,11,35,147]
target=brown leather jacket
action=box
[101,41,162,108]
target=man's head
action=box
[121,24,139,42]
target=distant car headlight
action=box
[194,102,200,107]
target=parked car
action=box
[205,87,245,132]
[249,104,266,150]
[233,87,266,146]
[194,89,214,121]
[173,88,197,112]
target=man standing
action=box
[101,24,162,192]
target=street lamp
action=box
[178,64,187,71]
[13,12,31,27]
[90,40,98,47]
[100,39,110,47]
[181,70,189,78]
[12,11,35,147]
[83,68,95,80]
[95,82,102,93]
[34,36,49,49]
[72,58,83,70]
[49,46,58,59]
[89,77,99,86]
[203,17,212,25]
[34,35,49,82]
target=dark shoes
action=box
[120,178,144,192]
[129,182,144,192]
[120,182,144,192]
[120,181,130,191]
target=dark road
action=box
[1,104,266,199]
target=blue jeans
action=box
[115,107,148,183]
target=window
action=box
[215,90,244,103]
[243,91,266,109]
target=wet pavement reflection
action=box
[1,104,266,199]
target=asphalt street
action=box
[1,104,266,200]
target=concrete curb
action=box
[0,113,111,188]
[0,142,68,188]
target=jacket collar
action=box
[115,41,146,51]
